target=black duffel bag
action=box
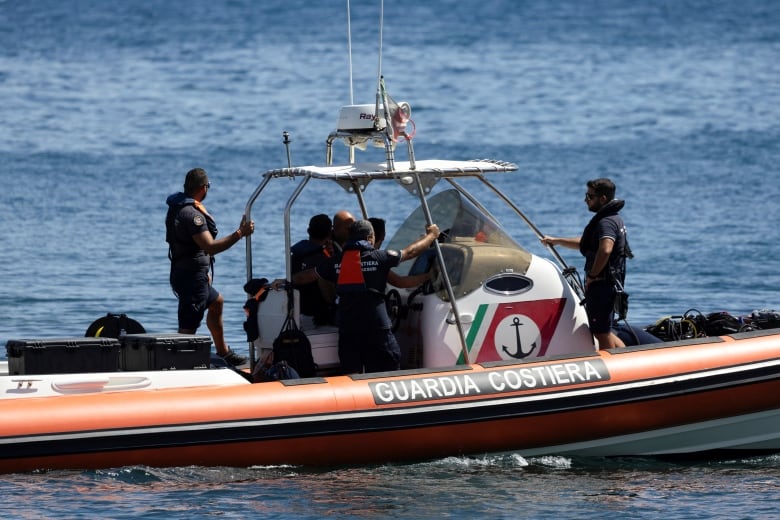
[272,314,316,378]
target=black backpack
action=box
[272,315,316,378]
[85,313,145,338]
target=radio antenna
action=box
[374,0,385,127]
[376,0,384,88]
[346,0,354,104]
[283,131,292,168]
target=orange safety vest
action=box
[336,249,367,293]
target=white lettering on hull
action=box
[370,359,609,405]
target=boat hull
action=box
[1,330,779,473]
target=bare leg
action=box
[206,294,229,356]
[594,331,625,350]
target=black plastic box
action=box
[5,337,121,375]
[120,333,212,371]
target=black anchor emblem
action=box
[502,317,537,359]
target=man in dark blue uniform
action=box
[165,167,255,366]
[541,178,631,349]
[293,219,439,373]
[290,214,335,325]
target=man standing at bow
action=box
[541,178,631,349]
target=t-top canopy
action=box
[262,159,518,181]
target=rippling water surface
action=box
[1,0,779,517]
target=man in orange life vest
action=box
[293,219,439,374]
[165,167,255,366]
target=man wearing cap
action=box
[294,219,439,374]
[290,214,336,326]
[165,167,255,366]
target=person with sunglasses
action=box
[540,178,631,349]
[165,167,255,366]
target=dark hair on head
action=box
[587,178,616,200]
[368,217,386,241]
[184,168,209,195]
[307,214,333,240]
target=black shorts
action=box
[170,267,220,330]
[585,280,615,334]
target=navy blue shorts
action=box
[585,280,615,334]
[170,267,220,330]
[338,328,401,374]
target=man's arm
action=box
[388,271,429,289]
[540,235,581,250]
[193,215,254,255]
[400,224,440,262]
[290,268,318,286]
[587,237,615,280]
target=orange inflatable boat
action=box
[2,64,779,473]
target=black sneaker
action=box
[220,349,248,367]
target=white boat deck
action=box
[0,365,249,399]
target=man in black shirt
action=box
[165,168,254,366]
[541,178,629,349]
[290,214,335,325]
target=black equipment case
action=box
[120,333,211,371]
[5,337,121,375]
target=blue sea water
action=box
[1,0,780,517]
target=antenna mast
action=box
[346,0,354,105]
[377,0,384,88]
[374,0,384,121]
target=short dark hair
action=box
[307,214,332,240]
[587,178,616,200]
[368,217,386,242]
[184,168,209,195]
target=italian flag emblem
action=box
[460,299,567,363]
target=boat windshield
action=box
[386,189,524,277]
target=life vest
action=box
[335,240,392,298]
[580,199,632,280]
[165,192,217,266]
[336,248,368,293]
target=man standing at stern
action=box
[541,178,631,349]
[165,167,254,366]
